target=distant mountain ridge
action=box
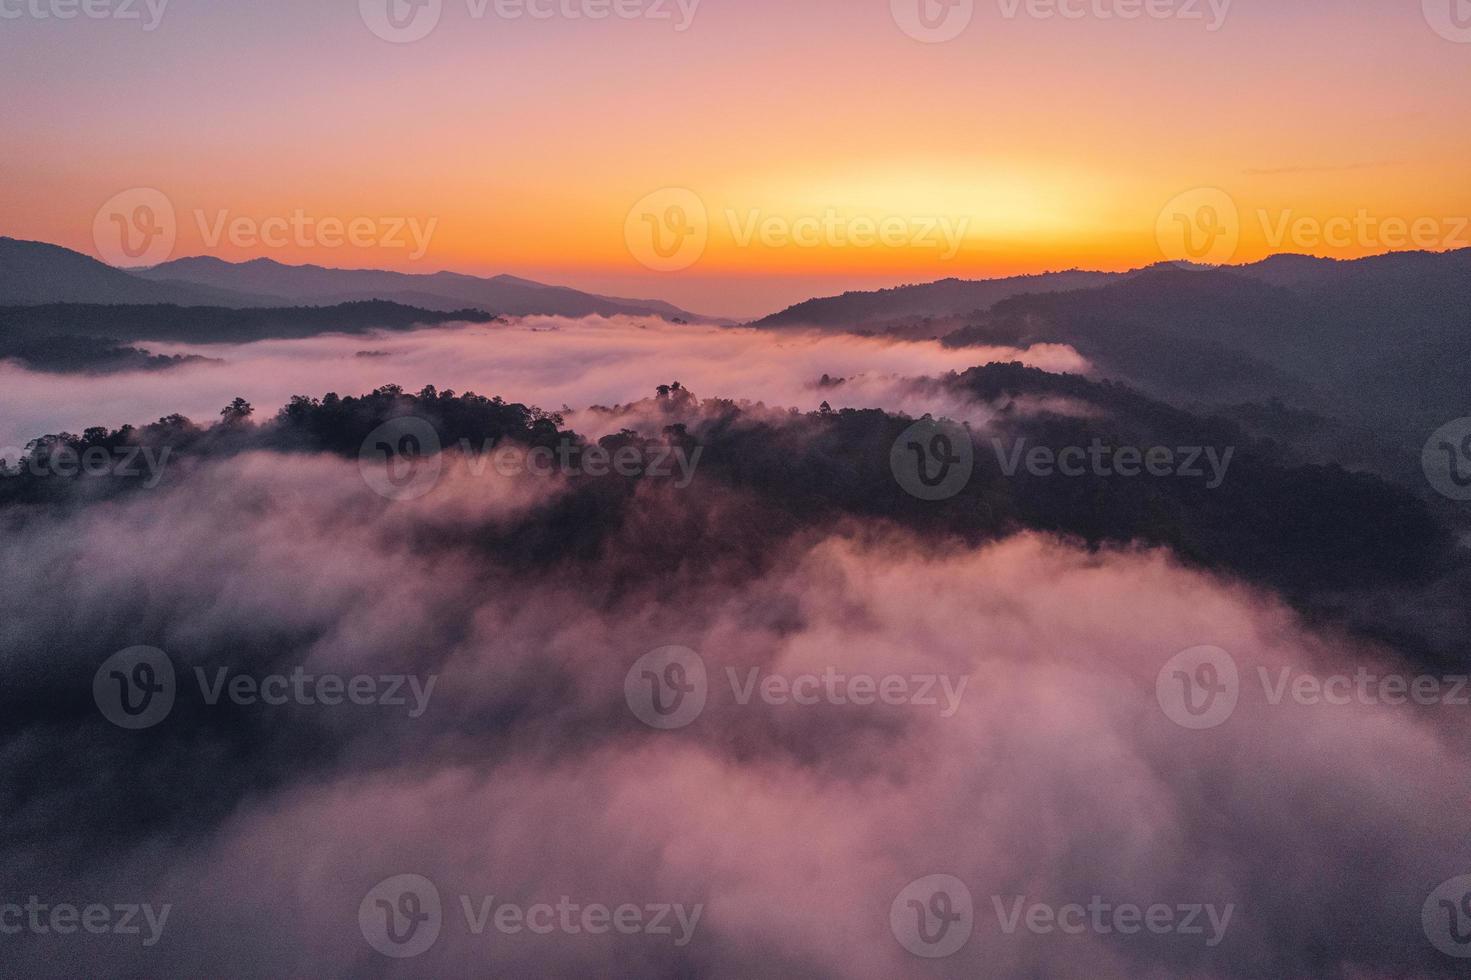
[0,300,497,374]
[0,237,265,307]
[0,238,714,322]
[937,249,1471,455]
[753,269,1130,328]
[752,249,1471,328]
[137,254,710,320]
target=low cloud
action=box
[0,444,1465,977]
[0,316,1086,448]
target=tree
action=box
[220,397,254,425]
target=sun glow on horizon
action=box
[2,0,1467,316]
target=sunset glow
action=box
[3,0,1468,315]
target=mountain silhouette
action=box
[0,237,714,321]
[137,254,711,320]
[0,237,266,306]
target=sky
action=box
[2,0,1469,317]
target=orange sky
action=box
[2,0,1468,317]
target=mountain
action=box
[753,269,1129,328]
[0,301,497,374]
[0,238,714,321]
[0,237,269,306]
[751,249,1471,333]
[136,255,711,321]
[941,249,1471,455]
[0,299,495,343]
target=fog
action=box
[1,441,1465,977]
[0,316,1086,450]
